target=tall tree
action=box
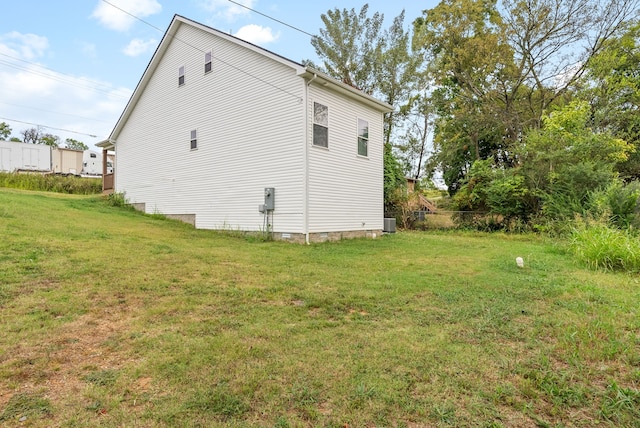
[414,0,640,193]
[501,0,640,120]
[311,4,384,94]
[414,0,525,192]
[579,21,640,180]
[374,10,425,146]
[396,90,434,180]
[21,127,42,144]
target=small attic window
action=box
[179,65,185,86]
[205,51,212,73]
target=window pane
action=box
[357,118,368,156]
[358,137,367,156]
[358,118,369,139]
[190,130,197,140]
[205,52,212,73]
[313,102,328,126]
[179,66,185,85]
[313,124,328,147]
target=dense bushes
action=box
[0,172,102,195]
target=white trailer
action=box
[82,150,103,175]
[0,140,52,172]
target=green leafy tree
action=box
[580,22,640,180]
[384,143,407,215]
[40,133,60,147]
[519,101,633,220]
[414,0,639,193]
[414,0,525,192]
[0,122,11,140]
[454,101,633,228]
[64,138,88,151]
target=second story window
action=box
[313,102,328,148]
[205,51,212,73]
[178,66,185,86]
[190,130,197,150]
[357,118,368,157]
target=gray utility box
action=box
[383,218,396,233]
[264,188,275,210]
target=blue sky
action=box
[0,0,436,149]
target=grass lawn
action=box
[1,188,639,427]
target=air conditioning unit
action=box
[383,218,396,233]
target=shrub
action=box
[569,221,640,272]
[104,192,130,208]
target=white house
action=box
[98,15,392,244]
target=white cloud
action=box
[122,38,157,57]
[234,25,279,45]
[200,0,256,21]
[91,0,162,32]
[0,31,49,60]
[0,60,131,146]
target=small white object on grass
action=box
[516,257,524,268]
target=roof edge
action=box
[298,67,394,113]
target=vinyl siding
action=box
[115,22,306,232]
[307,84,384,233]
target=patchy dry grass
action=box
[1,188,639,427]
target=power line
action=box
[100,0,165,33]
[0,117,98,138]
[99,0,303,102]
[0,58,130,99]
[226,0,315,37]
[0,101,112,123]
[0,53,127,94]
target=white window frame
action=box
[357,118,369,157]
[205,51,212,73]
[178,65,185,86]
[190,129,197,150]
[313,102,329,148]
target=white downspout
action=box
[304,74,317,245]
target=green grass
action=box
[1,188,639,427]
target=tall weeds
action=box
[0,172,101,194]
[569,221,640,272]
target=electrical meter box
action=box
[264,187,275,210]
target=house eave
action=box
[297,68,394,113]
[96,139,115,150]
